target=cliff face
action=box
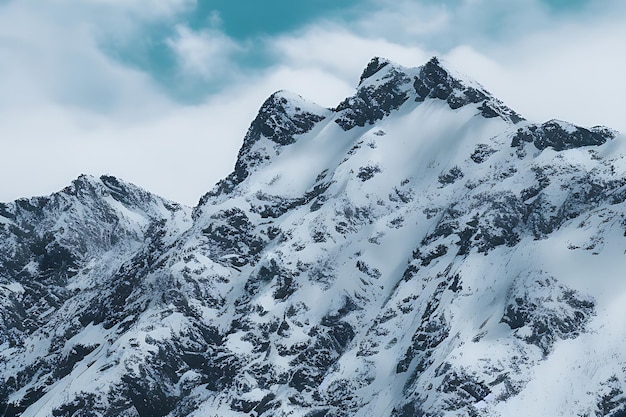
[1,57,625,417]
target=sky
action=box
[1,0,625,206]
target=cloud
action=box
[347,0,551,49]
[166,24,243,81]
[0,91,252,206]
[0,1,177,116]
[443,18,626,131]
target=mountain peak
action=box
[246,90,328,148]
[206,57,529,201]
[358,56,448,86]
[358,56,392,86]
[199,89,330,202]
[422,55,448,74]
[62,174,140,204]
[511,118,617,152]
[414,57,524,123]
[335,56,524,131]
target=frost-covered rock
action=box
[1,57,626,417]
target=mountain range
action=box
[1,56,625,417]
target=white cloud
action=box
[166,25,243,81]
[443,19,626,131]
[0,91,251,206]
[354,0,452,40]
[0,2,173,116]
[351,0,553,48]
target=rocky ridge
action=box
[1,57,625,417]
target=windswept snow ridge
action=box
[1,57,625,417]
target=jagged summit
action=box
[202,57,529,206]
[511,119,616,152]
[346,55,524,127]
[243,90,328,148]
[61,174,151,203]
[200,91,330,201]
[358,56,392,85]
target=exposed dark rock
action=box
[359,57,391,86]
[471,144,497,163]
[500,277,595,355]
[335,67,411,130]
[512,120,614,152]
[201,207,265,267]
[439,370,491,405]
[596,376,626,417]
[251,181,333,218]
[357,164,382,182]
[438,166,464,186]
[52,344,98,380]
[415,57,524,123]
[289,320,356,392]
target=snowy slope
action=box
[1,57,625,417]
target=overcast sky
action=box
[1,0,625,205]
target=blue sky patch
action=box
[188,0,360,39]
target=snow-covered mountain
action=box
[1,57,625,417]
